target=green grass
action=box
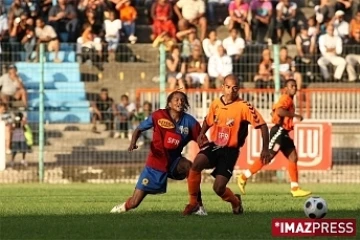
[0,183,359,240]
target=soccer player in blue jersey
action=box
[110,91,207,215]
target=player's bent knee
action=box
[212,183,226,196]
[191,154,209,172]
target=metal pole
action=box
[273,44,281,101]
[38,43,45,182]
[159,44,166,108]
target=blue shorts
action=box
[135,157,182,194]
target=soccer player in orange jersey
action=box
[237,79,312,198]
[183,75,272,215]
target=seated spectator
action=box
[114,94,136,139]
[331,10,349,42]
[0,102,11,154]
[317,24,346,81]
[8,0,29,28]
[166,45,186,90]
[276,0,297,43]
[152,31,176,51]
[104,10,122,62]
[77,24,104,71]
[116,0,137,44]
[349,9,360,38]
[307,16,319,38]
[9,13,36,62]
[225,0,251,42]
[0,65,28,108]
[250,0,273,43]
[278,46,303,89]
[177,26,201,59]
[208,45,233,88]
[222,28,245,76]
[202,30,222,58]
[335,0,359,22]
[208,0,230,26]
[84,8,104,37]
[174,0,207,40]
[254,48,273,89]
[48,0,79,42]
[185,46,210,89]
[295,24,316,79]
[35,18,61,63]
[345,29,360,81]
[151,0,176,40]
[314,0,334,27]
[91,88,117,133]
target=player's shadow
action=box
[1,210,358,240]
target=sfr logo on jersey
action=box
[214,127,230,146]
[164,131,181,150]
[237,123,332,170]
[272,219,356,237]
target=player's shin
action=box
[288,161,299,191]
[187,169,202,205]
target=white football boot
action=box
[194,205,208,216]
[110,202,127,213]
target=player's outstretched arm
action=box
[276,108,303,121]
[128,128,142,152]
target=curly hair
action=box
[166,90,190,112]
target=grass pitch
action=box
[1,183,359,240]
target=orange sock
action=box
[288,161,299,190]
[242,158,264,180]
[187,169,202,205]
[221,187,239,209]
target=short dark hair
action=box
[121,94,129,100]
[285,79,296,86]
[166,91,190,112]
[100,88,108,92]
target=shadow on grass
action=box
[1,211,358,240]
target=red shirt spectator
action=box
[151,0,176,39]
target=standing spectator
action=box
[84,8,104,37]
[0,102,11,154]
[345,29,360,81]
[275,0,297,43]
[35,18,61,63]
[9,112,30,167]
[317,24,346,81]
[174,0,207,40]
[207,45,233,88]
[185,46,210,89]
[349,9,360,38]
[0,65,28,108]
[116,0,137,44]
[202,29,222,58]
[91,88,117,133]
[250,0,273,43]
[226,0,251,42]
[9,13,36,62]
[48,0,79,42]
[40,0,53,20]
[222,28,245,76]
[114,94,136,139]
[254,48,273,89]
[166,45,186,90]
[151,0,176,40]
[104,10,122,62]
[295,24,316,79]
[332,10,349,42]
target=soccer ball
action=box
[303,197,328,219]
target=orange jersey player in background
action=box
[183,74,272,215]
[238,79,312,198]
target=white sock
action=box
[291,182,299,189]
[244,170,252,178]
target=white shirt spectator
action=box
[0,74,22,96]
[276,1,297,17]
[222,36,245,56]
[35,25,57,39]
[208,54,233,78]
[333,20,349,39]
[104,19,122,39]
[202,38,222,58]
[0,14,9,54]
[176,0,205,21]
[318,33,343,57]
